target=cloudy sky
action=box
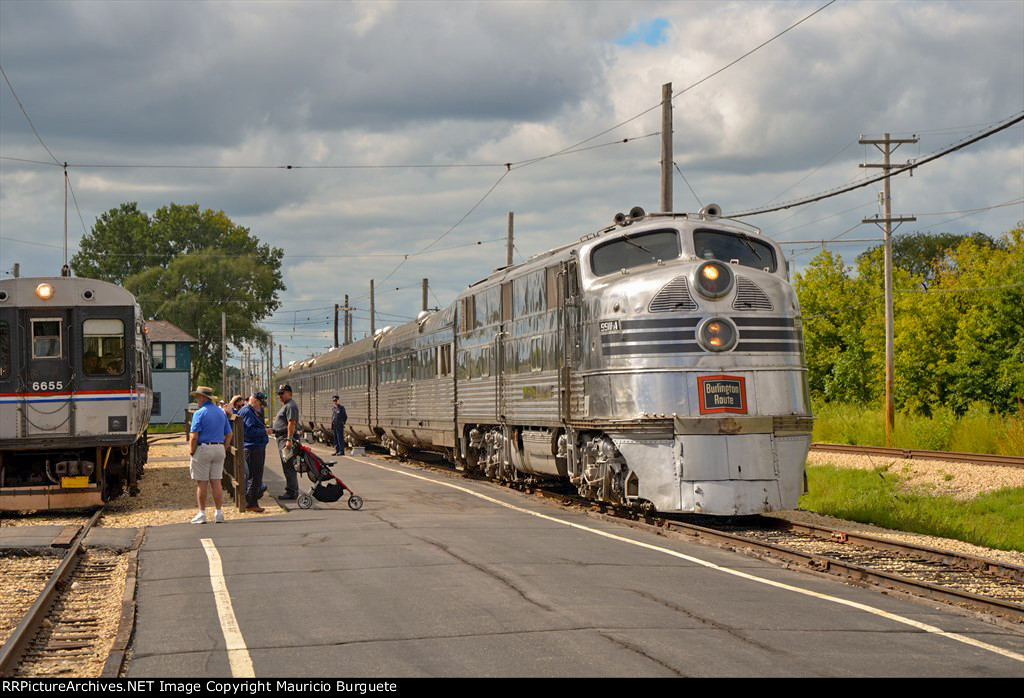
[2,0,1022,366]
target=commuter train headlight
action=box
[35,283,54,301]
[694,260,733,299]
[697,316,737,352]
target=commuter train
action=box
[278,206,813,515]
[0,276,152,510]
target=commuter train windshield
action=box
[693,229,777,273]
[591,229,680,276]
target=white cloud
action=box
[2,0,1022,362]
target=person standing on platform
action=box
[273,383,300,500]
[331,395,347,456]
[238,392,269,513]
[188,386,233,524]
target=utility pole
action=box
[422,279,429,312]
[343,294,350,345]
[334,303,340,347]
[660,82,673,212]
[370,279,376,335]
[506,212,514,267]
[859,132,918,448]
[278,344,282,371]
[221,312,227,400]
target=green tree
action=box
[858,231,1003,289]
[70,202,153,284]
[794,249,876,402]
[71,202,285,388]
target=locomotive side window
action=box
[83,319,125,375]
[32,319,62,359]
[591,229,680,276]
[0,321,8,378]
[693,229,777,273]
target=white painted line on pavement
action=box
[201,538,256,677]
[349,456,1024,664]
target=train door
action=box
[496,281,512,421]
[21,308,73,436]
[559,259,581,421]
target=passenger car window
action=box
[32,319,62,359]
[83,318,125,375]
[693,229,777,273]
[591,230,680,276]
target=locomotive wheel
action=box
[347,495,364,510]
[297,493,314,509]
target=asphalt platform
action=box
[125,444,1024,678]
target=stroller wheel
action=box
[347,495,364,510]
[297,493,314,510]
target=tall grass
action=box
[801,465,1024,552]
[812,400,1022,455]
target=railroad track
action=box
[810,443,1024,469]
[0,507,132,677]
[358,448,1024,624]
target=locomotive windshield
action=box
[591,229,680,276]
[693,229,777,273]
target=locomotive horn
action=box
[629,206,646,220]
[613,212,628,226]
[699,203,722,218]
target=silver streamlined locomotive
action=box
[279,206,812,515]
[0,276,152,510]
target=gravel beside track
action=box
[805,450,1024,499]
[100,440,286,528]
[0,555,61,647]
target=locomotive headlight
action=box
[697,316,737,352]
[694,261,733,299]
[35,283,54,301]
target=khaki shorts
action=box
[190,443,226,481]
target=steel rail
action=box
[531,488,1024,620]
[0,506,104,675]
[810,443,1024,469]
[652,518,1024,620]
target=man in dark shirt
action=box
[238,392,269,513]
[331,395,348,456]
[273,383,300,500]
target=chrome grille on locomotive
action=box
[732,276,773,311]
[648,276,698,313]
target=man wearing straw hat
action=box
[189,386,234,524]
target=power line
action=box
[757,139,858,208]
[511,1,837,172]
[0,64,61,166]
[727,111,1024,218]
[0,234,506,259]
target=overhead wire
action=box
[727,111,1024,218]
[508,0,837,172]
[0,64,61,166]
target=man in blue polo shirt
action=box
[189,386,234,524]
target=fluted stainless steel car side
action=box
[279,210,812,515]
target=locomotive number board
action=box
[697,375,747,415]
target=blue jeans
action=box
[333,424,346,454]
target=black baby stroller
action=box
[293,442,363,510]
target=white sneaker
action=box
[214,510,225,523]
[191,511,206,524]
